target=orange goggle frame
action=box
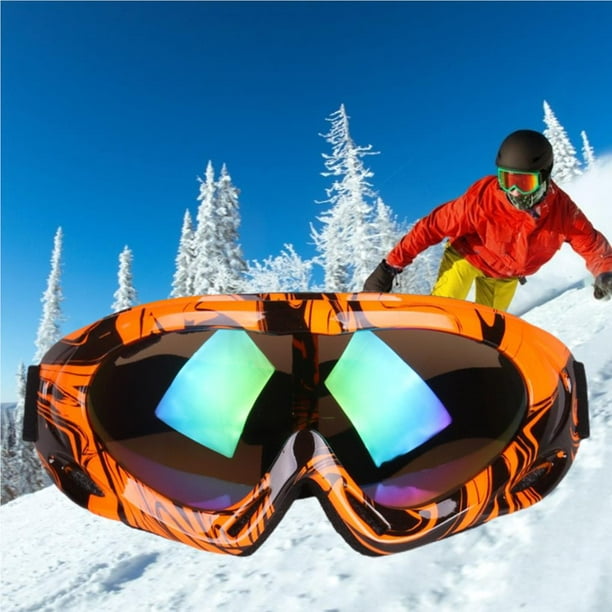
[24,293,589,556]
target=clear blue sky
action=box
[2,1,612,401]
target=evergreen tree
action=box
[311,105,383,291]
[111,246,137,312]
[170,209,196,297]
[580,130,596,170]
[243,244,313,292]
[192,161,222,294]
[3,229,61,503]
[190,161,247,294]
[542,101,582,183]
[395,223,444,295]
[215,164,247,292]
[1,404,20,504]
[1,367,21,503]
[1,363,48,504]
[371,197,402,263]
[34,227,64,363]
[13,363,26,450]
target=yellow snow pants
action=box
[432,244,519,312]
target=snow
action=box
[2,164,612,611]
[509,156,612,316]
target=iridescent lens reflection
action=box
[155,329,275,458]
[324,330,451,467]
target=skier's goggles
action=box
[497,167,542,195]
[24,293,589,556]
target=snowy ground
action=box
[1,284,611,612]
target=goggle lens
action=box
[318,329,526,507]
[88,328,527,511]
[155,329,276,459]
[324,331,452,467]
[498,168,541,194]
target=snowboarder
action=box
[364,130,612,310]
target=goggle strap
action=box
[573,360,590,439]
[23,365,41,443]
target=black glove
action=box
[363,260,400,292]
[594,271,612,300]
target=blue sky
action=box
[2,0,612,401]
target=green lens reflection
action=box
[324,330,451,467]
[155,330,274,458]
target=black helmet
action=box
[496,130,554,211]
[496,130,554,176]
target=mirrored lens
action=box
[317,329,527,507]
[498,169,541,194]
[325,331,451,467]
[155,330,275,458]
[88,330,294,510]
[88,328,528,511]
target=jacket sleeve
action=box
[564,200,612,277]
[386,191,476,269]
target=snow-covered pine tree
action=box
[189,162,247,294]
[192,161,223,294]
[111,245,137,312]
[13,363,26,451]
[34,227,64,363]
[370,197,402,264]
[170,209,196,297]
[244,244,313,292]
[1,413,18,503]
[214,164,247,292]
[20,228,65,501]
[542,101,582,183]
[393,219,445,295]
[0,414,17,502]
[1,365,22,503]
[580,130,596,170]
[1,363,48,504]
[311,105,382,291]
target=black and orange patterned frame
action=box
[24,293,589,556]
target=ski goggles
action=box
[497,167,543,195]
[24,293,589,556]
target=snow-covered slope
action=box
[2,284,611,612]
[509,157,612,316]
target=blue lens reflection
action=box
[155,330,275,458]
[324,330,451,467]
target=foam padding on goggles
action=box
[24,293,589,556]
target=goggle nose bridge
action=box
[262,429,392,535]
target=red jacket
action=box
[386,176,612,279]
